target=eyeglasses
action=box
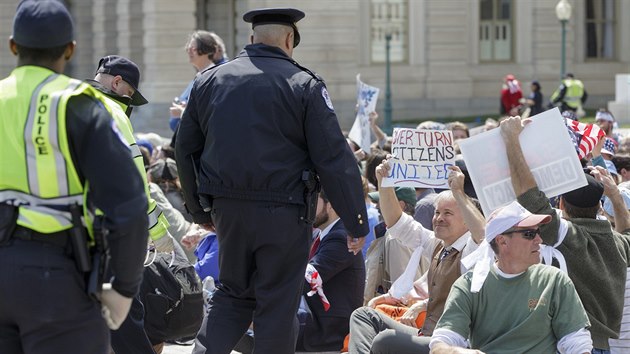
[502,228,540,240]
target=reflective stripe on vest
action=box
[97,94,170,240]
[0,67,92,233]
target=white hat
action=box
[461,201,551,293]
[485,201,551,243]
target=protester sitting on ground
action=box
[362,176,381,255]
[148,158,190,222]
[429,201,592,354]
[364,149,388,191]
[349,165,484,354]
[617,136,630,155]
[595,108,620,144]
[368,186,429,295]
[297,189,365,352]
[501,115,630,352]
[369,111,389,150]
[445,121,469,155]
[613,155,630,182]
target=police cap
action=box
[12,0,74,49]
[243,8,305,48]
[96,55,148,106]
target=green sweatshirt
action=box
[518,187,630,349]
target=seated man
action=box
[430,201,592,354]
[296,189,365,352]
[349,165,484,354]
[501,115,630,351]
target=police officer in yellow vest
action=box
[0,1,149,353]
[87,55,175,354]
[550,72,588,114]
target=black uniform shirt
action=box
[66,93,148,297]
[176,43,369,238]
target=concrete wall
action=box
[0,0,628,137]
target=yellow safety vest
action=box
[97,94,170,241]
[551,79,585,109]
[0,66,104,233]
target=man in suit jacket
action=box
[297,189,366,352]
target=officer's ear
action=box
[8,37,18,56]
[63,41,76,61]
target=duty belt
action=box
[12,226,69,248]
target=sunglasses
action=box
[502,228,540,240]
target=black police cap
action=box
[96,55,148,106]
[243,8,305,48]
[12,0,74,49]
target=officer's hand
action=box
[347,236,365,255]
[153,234,175,253]
[99,284,133,330]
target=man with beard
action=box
[296,189,365,352]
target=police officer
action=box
[0,1,149,353]
[550,72,588,114]
[88,55,174,353]
[176,7,369,354]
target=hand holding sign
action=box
[375,155,393,189]
[447,165,466,193]
[381,128,456,188]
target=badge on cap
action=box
[321,87,334,111]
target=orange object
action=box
[340,305,426,352]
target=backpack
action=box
[140,249,204,343]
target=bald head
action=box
[251,24,294,56]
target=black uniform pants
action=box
[192,198,310,354]
[0,238,109,354]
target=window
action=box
[585,0,615,59]
[479,0,513,61]
[370,0,407,63]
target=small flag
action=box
[565,118,605,160]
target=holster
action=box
[88,216,110,301]
[0,203,18,246]
[69,203,91,273]
[301,170,321,224]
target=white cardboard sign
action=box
[459,108,586,216]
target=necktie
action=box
[439,248,451,262]
[309,236,321,260]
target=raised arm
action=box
[375,156,403,226]
[500,116,537,197]
[448,166,485,244]
[592,166,630,232]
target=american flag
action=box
[565,119,605,159]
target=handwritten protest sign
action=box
[381,128,456,188]
[459,108,586,217]
[349,74,380,152]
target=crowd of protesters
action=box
[5,2,630,354]
[131,33,626,354]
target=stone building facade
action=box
[0,0,628,136]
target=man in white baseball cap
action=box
[430,201,593,354]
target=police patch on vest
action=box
[110,120,130,150]
[321,87,334,111]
